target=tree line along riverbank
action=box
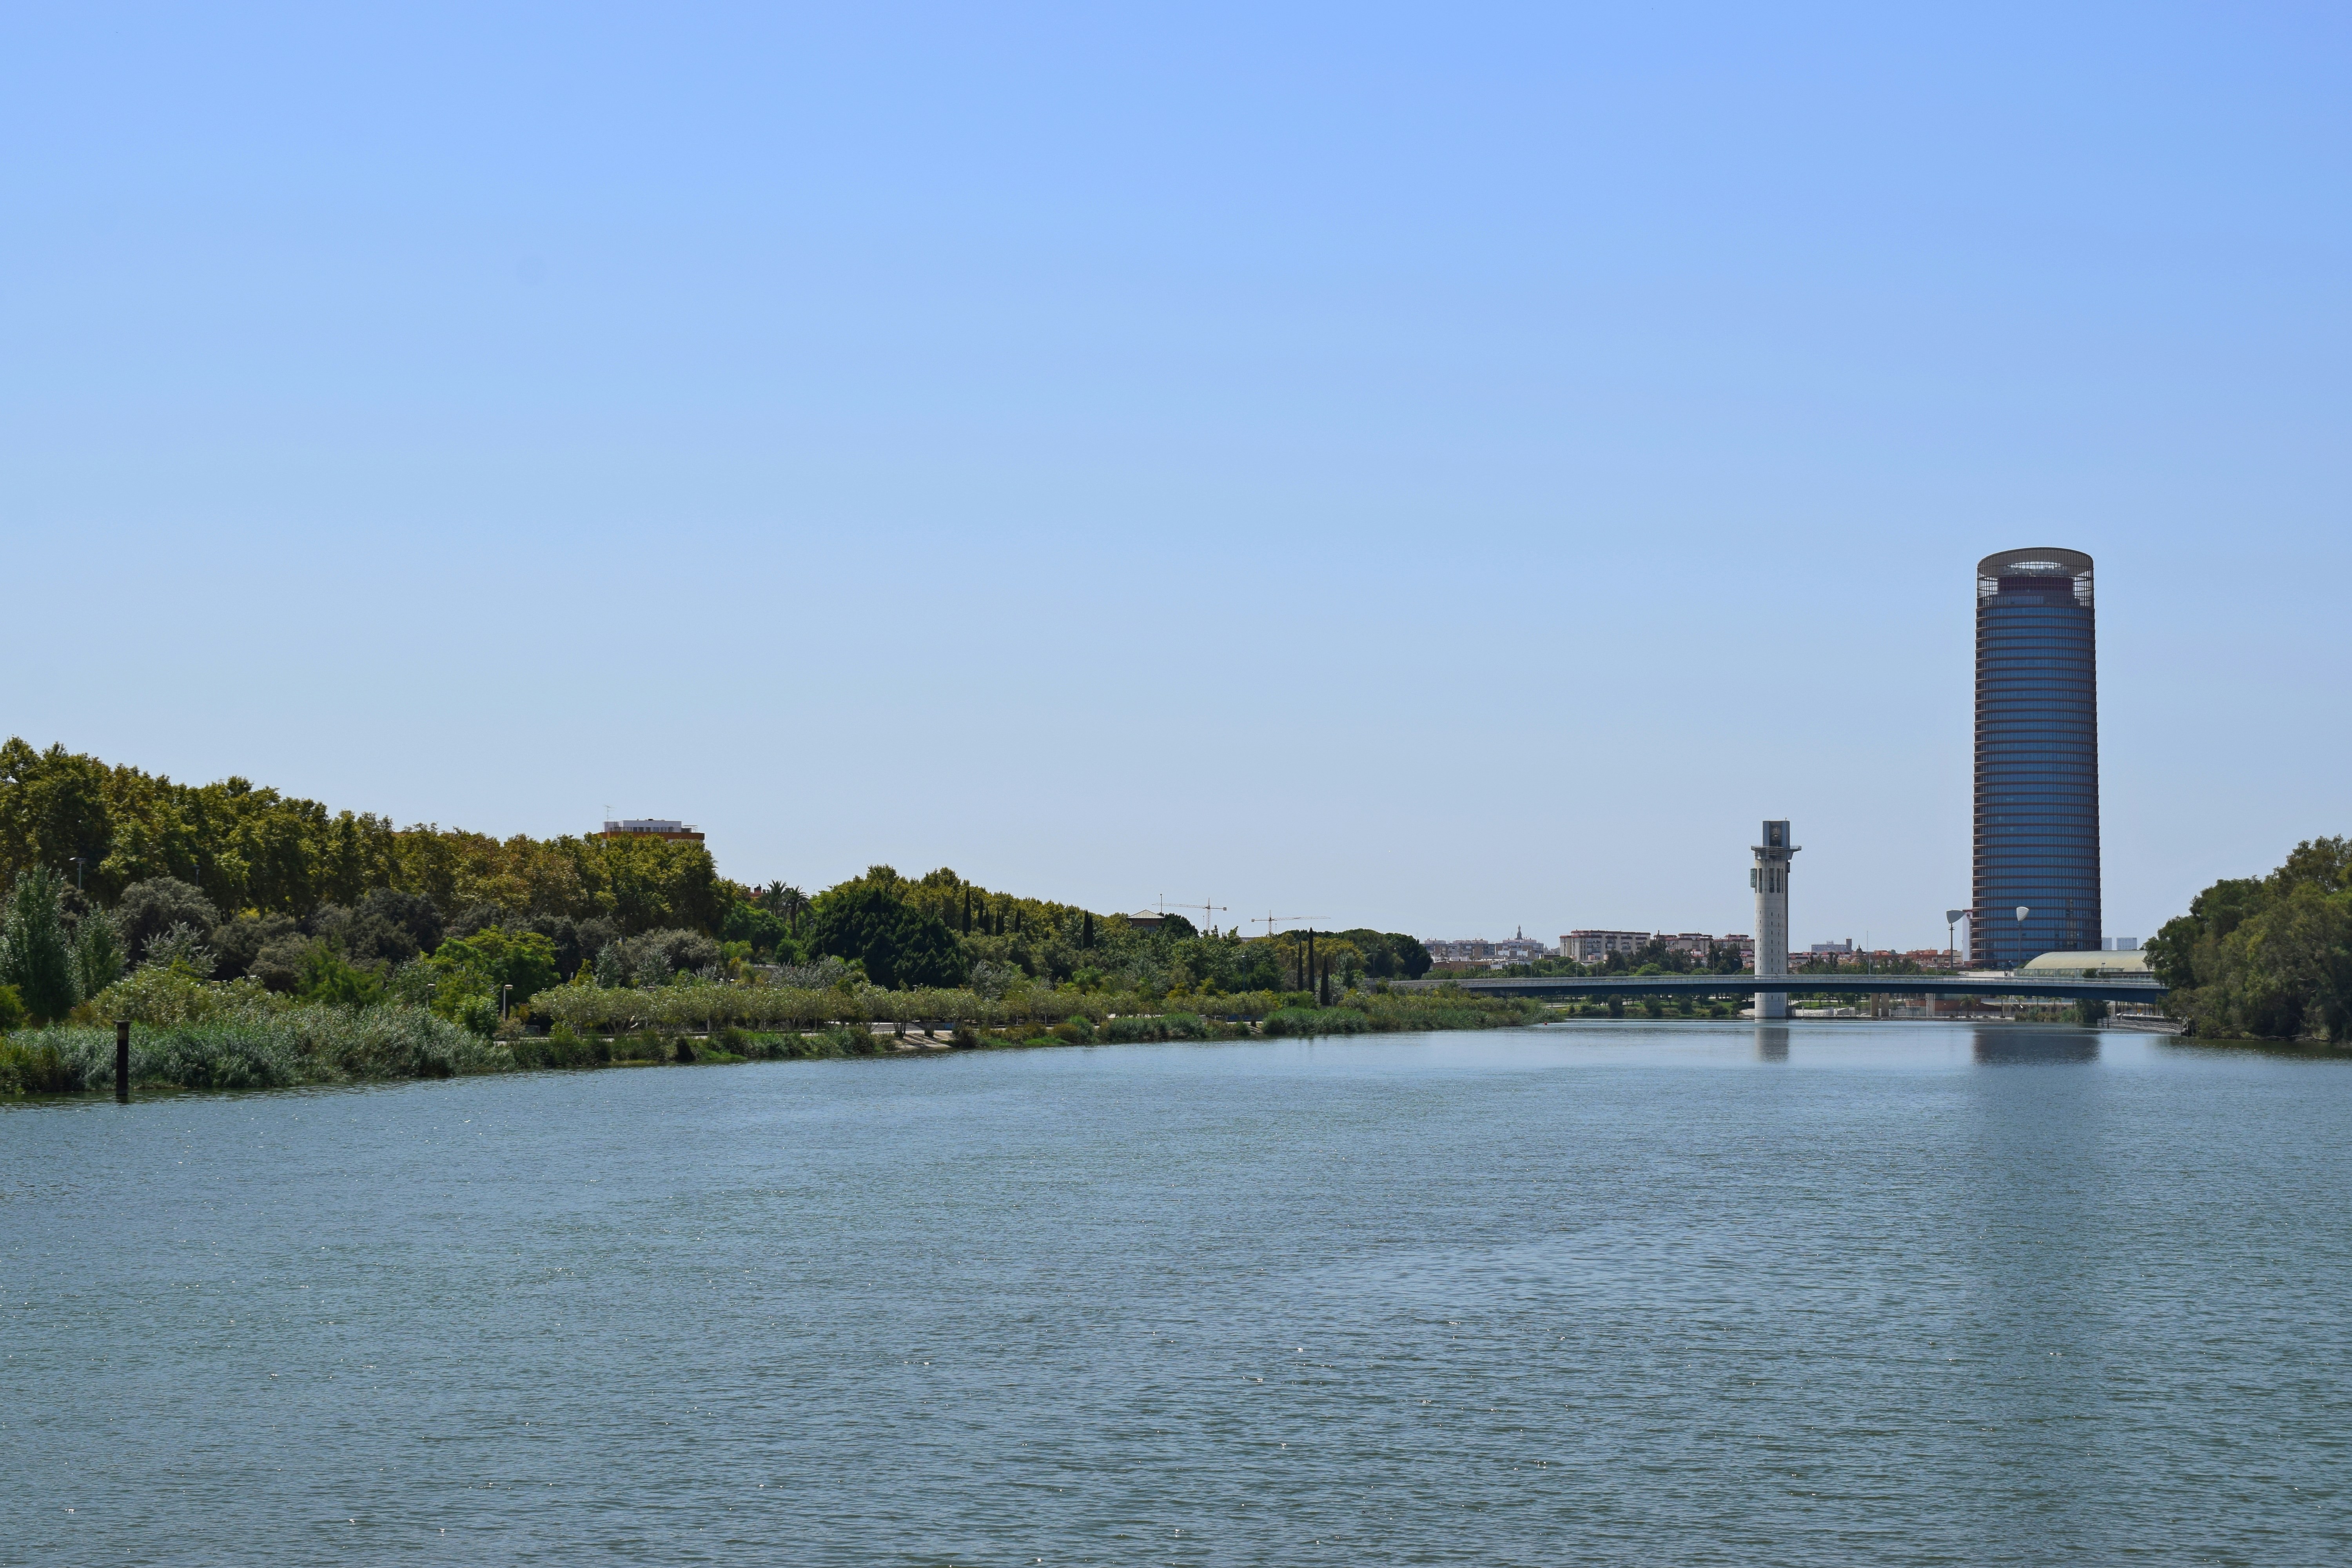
[0,741,1481,1095]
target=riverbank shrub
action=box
[1261,1006,1370,1037]
[0,1036,76,1094]
[528,978,1361,1035]
[1099,1012,1215,1044]
[1261,993,1545,1035]
[509,1024,612,1070]
[837,1025,888,1057]
[81,966,279,1026]
[4,969,1539,1096]
[609,1031,668,1063]
[9,1004,507,1094]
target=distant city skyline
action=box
[4,6,2347,949]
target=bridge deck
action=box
[1395,973,2166,1004]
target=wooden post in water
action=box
[114,1020,130,1103]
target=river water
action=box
[4,1021,2349,1566]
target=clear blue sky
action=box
[5,3,2347,949]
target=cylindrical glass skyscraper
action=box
[1973,548,2101,968]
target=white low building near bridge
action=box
[2017,948,2151,977]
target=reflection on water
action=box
[1952,1024,2109,1556]
[1742,1022,2096,1064]
[1974,1027,2100,1063]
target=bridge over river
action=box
[1394,972,2167,1005]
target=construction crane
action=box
[1155,897,1230,935]
[1250,913,1327,938]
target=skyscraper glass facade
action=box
[1973,548,2101,968]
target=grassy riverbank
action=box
[0,987,1545,1097]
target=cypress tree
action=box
[0,865,80,1024]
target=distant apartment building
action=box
[1560,930,1650,963]
[1667,931,1754,966]
[1426,931,1554,966]
[598,818,705,844]
[1794,946,1965,972]
[1563,929,1753,965]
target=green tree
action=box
[73,910,124,999]
[2149,837,2352,1042]
[0,739,730,935]
[144,922,220,977]
[296,941,387,1007]
[595,928,719,986]
[214,912,301,979]
[114,877,221,962]
[428,927,561,1013]
[1336,930,1433,980]
[0,742,112,895]
[721,900,792,958]
[0,865,80,1023]
[805,878,966,989]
